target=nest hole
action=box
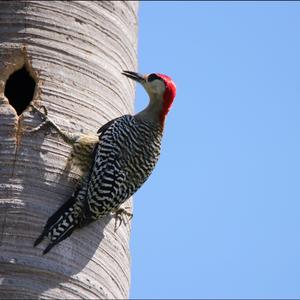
[4,65,36,115]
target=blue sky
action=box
[130,2,300,299]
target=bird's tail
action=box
[34,194,82,254]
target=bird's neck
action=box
[135,95,166,127]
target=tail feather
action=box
[42,222,76,254]
[34,232,45,247]
[34,194,81,254]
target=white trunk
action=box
[0,1,138,298]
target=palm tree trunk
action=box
[0,1,138,298]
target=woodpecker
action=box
[32,71,176,254]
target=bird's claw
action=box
[26,104,50,133]
[113,206,133,231]
[30,104,48,117]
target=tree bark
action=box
[0,1,138,298]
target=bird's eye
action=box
[148,73,161,82]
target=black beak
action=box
[122,70,145,83]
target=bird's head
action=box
[122,71,176,125]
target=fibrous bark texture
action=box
[0,1,138,299]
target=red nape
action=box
[158,74,177,126]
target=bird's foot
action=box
[26,104,50,133]
[26,104,78,146]
[113,206,133,231]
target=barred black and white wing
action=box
[83,115,162,222]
